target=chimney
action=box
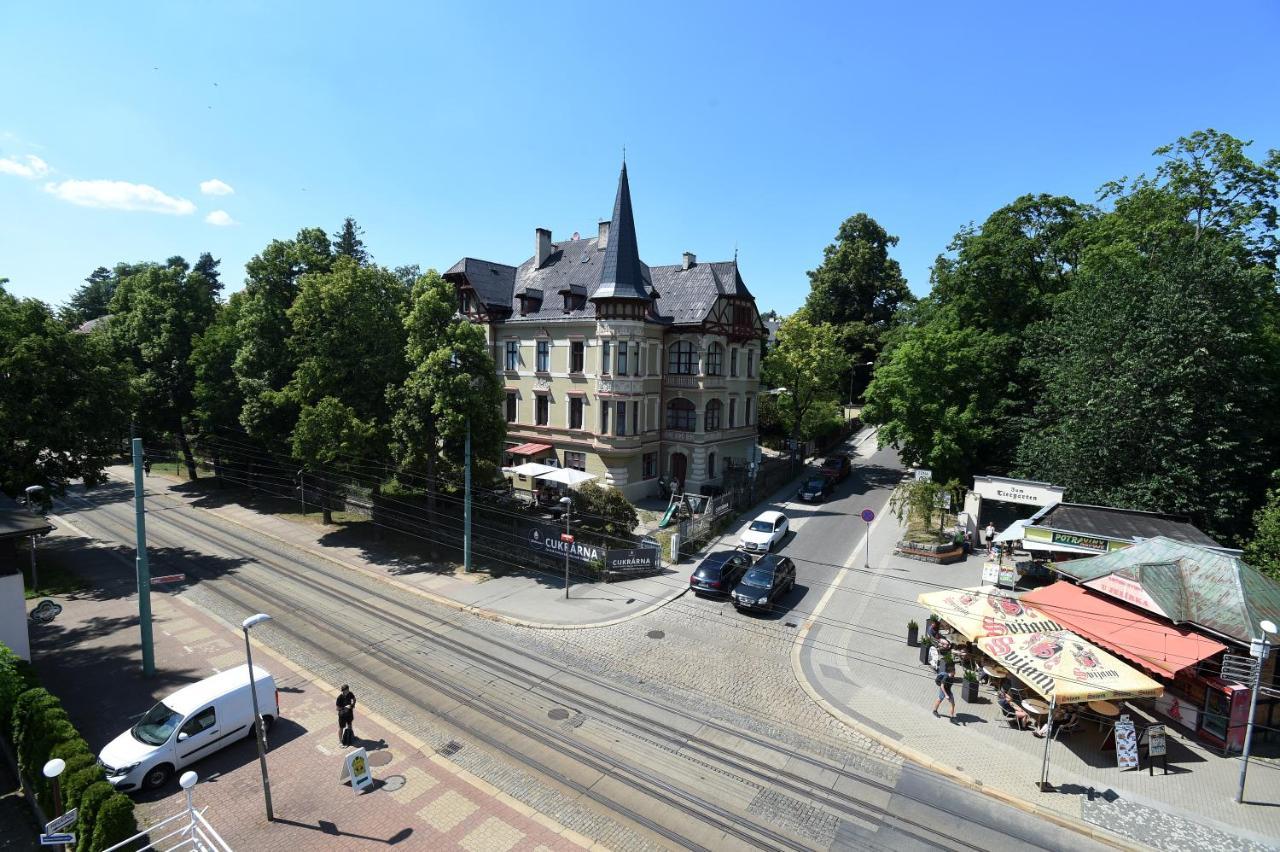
[682,251,696,270]
[535,228,553,268]
[597,220,610,250]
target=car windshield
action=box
[694,564,723,577]
[804,479,825,489]
[823,458,841,468]
[749,520,774,532]
[741,567,774,588]
[131,701,183,746]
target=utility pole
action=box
[1237,620,1276,803]
[561,497,572,599]
[131,438,156,678]
[29,535,37,593]
[463,415,472,573]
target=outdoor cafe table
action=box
[982,664,1008,689]
[1021,698,1050,719]
[1088,699,1121,730]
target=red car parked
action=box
[820,454,852,483]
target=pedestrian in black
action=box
[337,684,356,746]
[932,653,955,718]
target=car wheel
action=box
[142,763,174,791]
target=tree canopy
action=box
[760,314,844,442]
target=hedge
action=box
[1,642,140,852]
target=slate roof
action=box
[444,165,755,327]
[1053,537,1280,645]
[1030,503,1222,549]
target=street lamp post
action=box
[560,496,572,599]
[241,613,274,821]
[849,361,874,406]
[1237,618,1277,804]
[42,758,65,851]
[463,415,472,573]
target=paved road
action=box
[47,437,1112,852]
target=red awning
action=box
[507,442,553,456]
[1022,582,1227,678]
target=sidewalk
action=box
[110,465,685,630]
[26,564,586,852]
[795,514,1280,852]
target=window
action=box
[570,340,584,373]
[643,452,657,480]
[600,401,610,434]
[632,401,640,433]
[746,395,754,425]
[535,394,549,426]
[707,452,716,478]
[179,706,217,739]
[616,401,627,436]
[602,340,612,374]
[461,290,474,313]
[649,343,659,376]
[730,348,739,377]
[536,340,550,373]
[569,396,583,429]
[706,343,723,376]
[505,392,518,423]
[617,341,628,376]
[747,348,755,378]
[505,341,519,371]
[565,451,586,471]
[667,398,696,431]
[728,398,737,428]
[705,399,722,431]
[668,341,696,375]
[647,397,658,432]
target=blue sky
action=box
[3,2,1278,313]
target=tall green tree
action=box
[190,293,246,481]
[333,217,369,264]
[761,314,844,446]
[287,257,407,521]
[1244,487,1280,581]
[234,228,334,449]
[0,284,133,495]
[108,261,219,478]
[803,213,913,395]
[61,267,116,326]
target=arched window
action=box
[667,397,696,431]
[707,452,716,478]
[667,341,696,375]
[704,399,722,431]
[706,343,723,376]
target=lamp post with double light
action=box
[241,613,274,821]
[1237,618,1277,804]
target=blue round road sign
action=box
[860,508,876,523]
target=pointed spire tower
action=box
[593,162,652,318]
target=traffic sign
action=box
[560,533,575,543]
[45,809,77,833]
[40,833,74,846]
[860,509,875,523]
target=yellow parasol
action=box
[976,630,1165,704]
[917,586,1063,642]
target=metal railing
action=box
[102,773,232,852]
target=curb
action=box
[122,470,687,632]
[173,594,606,850]
[787,525,1142,851]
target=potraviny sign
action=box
[976,630,1164,704]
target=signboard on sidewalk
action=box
[1115,716,1139,770]
[605,547,661,580]
[40,834,74,847]
[340,748,374,792]
[1147,725,1167,757]
[981,561,1001,585]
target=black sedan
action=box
[732,555,796,612]
[689,550,753,596]
[796,475,833,502]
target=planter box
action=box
[895,541,966,565]
[919,643,932,665]
[962,678,980,704]
[907,625,919,647]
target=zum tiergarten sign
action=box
[1049,531,1109,552]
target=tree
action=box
[391,271,505,537]
[333,217,369,264]
[803,213,914,395]
[61,267,116,326]
[108,262,218,479]
[0,287,134,496]
[571,481,638,539]
[1245,487,1280,581]
[760,314,844,446]
[193,251,223,297]
[234,228,334,450]
[190,293,246,482]
[287,257,408,521]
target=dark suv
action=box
[820,454,852,483]
[797,475,833,502]
[689,550,752,596]
[732,555,797,612]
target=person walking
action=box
[932,652,955,718]
[336,684,357,746]
[984,522,995,552]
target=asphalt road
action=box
[46,437,1111,852]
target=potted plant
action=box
[907,619,919,647]
[918,637,932,665]
[962,669,980,703]
[943,651,956,675]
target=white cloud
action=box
[200,178,234,196]
[44,179,197,215]
[204,209,238,226]
[0,154,50,179]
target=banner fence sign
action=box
[605,547,662,579]
[519,521,605,566]
[1115,716,1139,770]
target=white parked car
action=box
[739,510,789,554]
[99,665,278,792]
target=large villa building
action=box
[445,164,767,500]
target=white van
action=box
[99,665,279,791]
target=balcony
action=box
[663,374,726,391]
[596,377,646,395]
